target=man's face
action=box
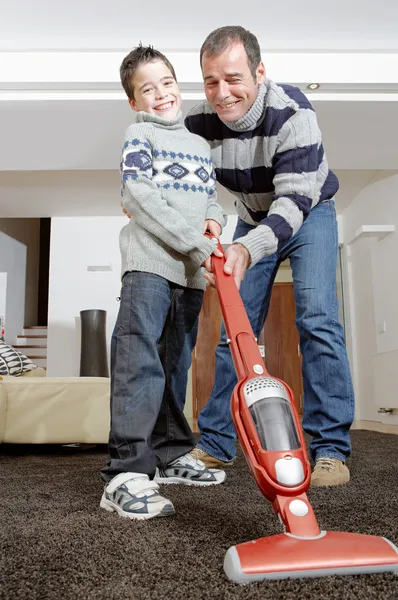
[201,42,265,122]
[129,60,182,121]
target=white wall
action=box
[0,232,27,344]
[0,273,7,335]
[47,217,126,376]
[47,215,238,378]
[0,219,41,326]
[341,171,398,424]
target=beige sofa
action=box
[0,370,110,444]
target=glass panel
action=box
[249,397,300,451]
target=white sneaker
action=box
[155,452,226,486]
[100,472,175,520]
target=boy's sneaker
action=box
[155,452,226,486]
[100,472,175,520]
[311,458,350,487]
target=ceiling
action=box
[0,169,380,217]
[2,0,398,52]
[1,98,398,173]
[0,0,398,218]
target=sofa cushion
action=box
[1,376,110,444]
[0,340,38,376]
[19,367,46,377]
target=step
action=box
[23,326,48,336]
[17,336,47,346]
[13,345,47,357]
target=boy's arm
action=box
[204,166,227,234]
[121,131,216,268]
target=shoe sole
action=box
[99,496,175,520]
[154,472,226,486]
[311,478,350,487]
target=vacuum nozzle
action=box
[224,531,398,583]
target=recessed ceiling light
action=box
[307,83,320,90]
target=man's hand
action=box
[204,243,250,289]
[121,199,132,219]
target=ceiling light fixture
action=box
[307,83,320,90]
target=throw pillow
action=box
[0,340,38,376]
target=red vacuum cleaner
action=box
[206,236,398,583]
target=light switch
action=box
[378,321,387,334]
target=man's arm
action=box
[121,129,216,268]
[233,107,332,267]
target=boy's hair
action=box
[120,43,177,100]
[200,26,261,81]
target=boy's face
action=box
[129,60,182,120]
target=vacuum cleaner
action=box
[206,236,398,583]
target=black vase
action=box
[79,309,109,377]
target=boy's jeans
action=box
[101,271,203,483]
[197,201,355,463]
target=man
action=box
[185,26,354,486]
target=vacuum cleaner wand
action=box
[207,236,398,583]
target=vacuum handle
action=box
[206,234,268,380]
[206,236,245,308]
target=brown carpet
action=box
[1,430,397,600]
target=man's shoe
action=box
[190,447,235,469]
[100,472,175,520]
[155,452,226,486]
[311,458,350,487]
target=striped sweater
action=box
[185,80,339,266]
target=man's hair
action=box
[200,26,261,80]
[120,43,177,100]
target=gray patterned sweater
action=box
[185,81,338,266]
[119,111,227,290]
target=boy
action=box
[100,45,227,520]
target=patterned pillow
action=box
[0,340,38,376]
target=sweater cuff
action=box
[234,224,278,267]
[189,236,217,269]
[205,206,228,229]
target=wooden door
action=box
[191,286,223,418]
[192,282,304,418]
[260,283,303,413]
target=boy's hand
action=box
[121,200,132,219]
[202,219,223,277]
[203,219,221,238]
[203,240,223,275]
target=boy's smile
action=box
[128,60,182,120]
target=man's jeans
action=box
[101,272,203,483]
[198,201,355,463]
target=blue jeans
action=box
[101,271,203,482]
[198,201,355,463]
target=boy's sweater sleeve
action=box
[204,166,227,229]
[121,128,216,268]
[234,107,329,266]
